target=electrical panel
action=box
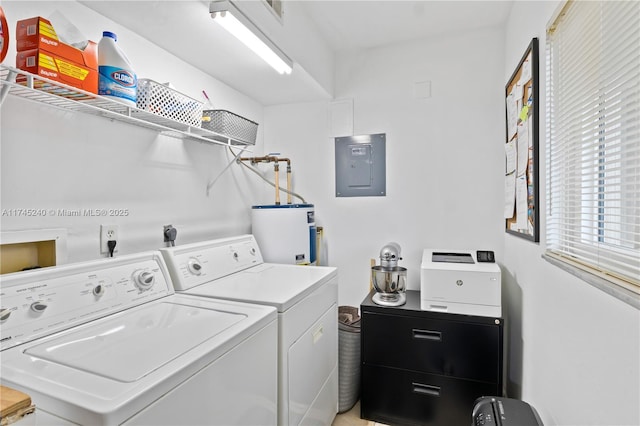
[335,133,386,197]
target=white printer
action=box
[420,249,501,317]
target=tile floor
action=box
[331,401,388,426]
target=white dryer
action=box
[161,235,338,426]
[0,251,277,425]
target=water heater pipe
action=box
[239,155,292,205]
[274,163,280,205]
[286,164,292,204]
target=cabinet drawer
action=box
[362,311,501,382]
[361,364,500,426]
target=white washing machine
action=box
[161,234,338,426]
[0,251,277,425]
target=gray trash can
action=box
[338,306,361,413]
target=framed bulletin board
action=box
[504,38,539,242]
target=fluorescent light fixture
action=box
[210,0,293,74]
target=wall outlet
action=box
[100,224,118,254]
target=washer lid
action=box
[24,301,245,382]
[182,263,336,312]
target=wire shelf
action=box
[0,65,254,148]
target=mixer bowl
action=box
[371,266,407,294]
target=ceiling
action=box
[303,1,513,51]
[82,1,513,106]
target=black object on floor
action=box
[472,396,544,426]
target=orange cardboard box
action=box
[16,48,98,96]
[15,16,97,71]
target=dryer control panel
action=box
[161,234,263,291]
[0,252,173,351]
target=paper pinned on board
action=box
[506,89,518,140]
[517,121,529,176]
[505,139,516,175]
[515,83,523,109]
[521,54,532,83]
[504,172,516,218]
[519,105,529,122]
[515,175,528,229]
[504,139,517,219]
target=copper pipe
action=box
[239,156,290,166]
[238,156,293,205]
[274,163,280,205]
[286,165,292,204]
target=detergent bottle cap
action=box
[102,31,117,41]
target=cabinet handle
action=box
[412,328,442,341]
[412,382,441,397]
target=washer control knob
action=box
[187,258,203,275]
[30,301,48,313]
[0,308,11,321]
[133,270,155,291]
[93,284,105,297]
[249,247,257,256]
[233,252,239,261]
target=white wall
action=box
[1,1,265,262]
[264,25,506,309]
[502,2,640,425]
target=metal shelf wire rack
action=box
[0,65,254,148]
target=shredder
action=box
[472,397,544,426]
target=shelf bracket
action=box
[0,70,17,104]
[206,148,245,196]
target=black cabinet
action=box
[360,290,504,426]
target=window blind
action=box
[546,0,640,291]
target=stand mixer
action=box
[371,242,407,306]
